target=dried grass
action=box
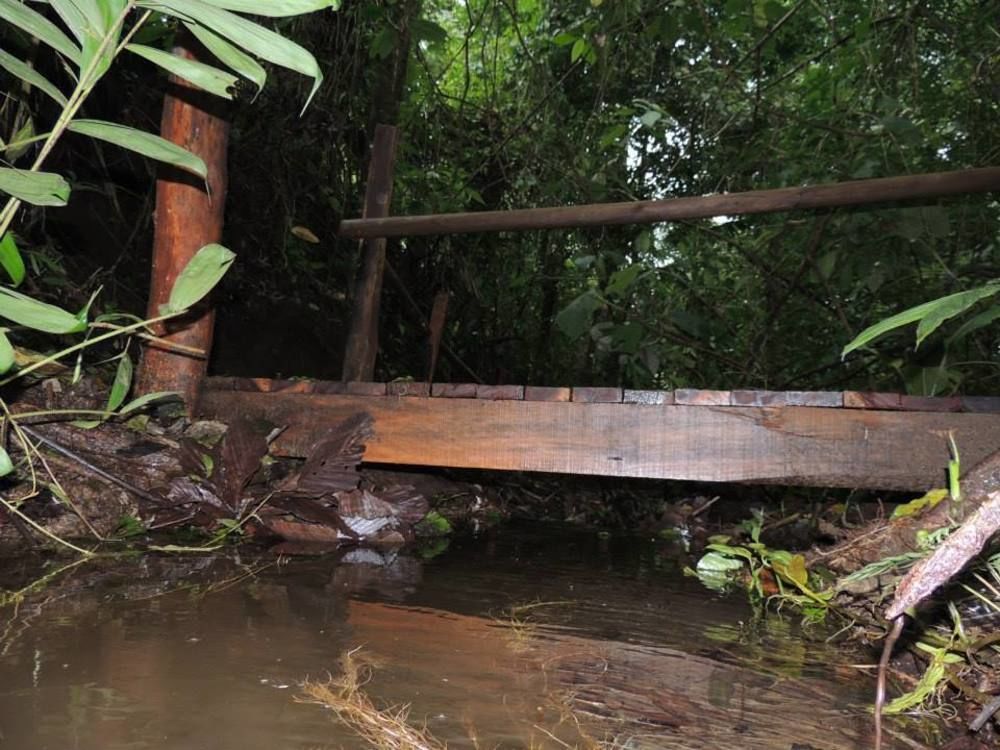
[298,648,446,750]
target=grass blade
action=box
[0,48,69,106]
[184,21,266,92]
[0,0,82,65]
[0,167,70,206]
[126,43,238,98]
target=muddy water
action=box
[0,527,908,749]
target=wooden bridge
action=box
[136,100,999,494]
[198,377,1000,491]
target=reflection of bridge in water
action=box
[199,376,1000,491]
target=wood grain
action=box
[197,389,1000,491]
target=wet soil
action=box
[0,525,924,749]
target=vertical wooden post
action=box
[135,43,230,410]
[341,124,399,381]
[426,289,449,382]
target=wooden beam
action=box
[136,40,230,409]
[196,387,1000,491]
[341,124,399,381]
[338,167,1000,239]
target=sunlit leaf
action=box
[0,446,12,477]
[126,43,238,98]
[184,21,266,92]
[0,0,82,65]
[0,49,68,106]
[0,168,70,206]
[0,330,14,374]
[138,0,324,110]
[0,232,25,287]
[947,304,1000,344]
[163,243,235,313]
[67,119,207,178]
[892,488,949,519]
[0,286,86,333]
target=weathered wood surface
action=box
[136,41,230,408]
[198,378,1000,490]
[338,166,1000,239]
[341,124,399,381]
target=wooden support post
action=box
[135,42,230,410]
[426,289,449,382]
[341,124,399,382]
[338,166,1000,239]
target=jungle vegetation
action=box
[3,0,999,393]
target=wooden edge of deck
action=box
[197,381,1000,491]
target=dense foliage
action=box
[6,0,1000,393]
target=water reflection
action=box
[0,528,898,749]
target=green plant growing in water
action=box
[690,509,833,617]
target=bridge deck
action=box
[198,378,1000,491]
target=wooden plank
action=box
[675,389,731,406]
[341,124,399,381]
[623,389,672,405]
[196,389,1000,491]
[844,391,901,410]
[731,390,788,407]
[572,386,623,403]
[338,167,1000,239]
[476,384,524,400]
[387,381,431,397]
[524,386,571,402]
[432,382,477,398]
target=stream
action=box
[0,525,919,749]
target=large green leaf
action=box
[0,286,87,333]
[0,329,14,374]
[842,284,1000,358]
[163,243,235,313]
[555,290,602,340]
[947,304,1000,345]
[0,49,68,106]
[67,119,207,178]
[915,284,1000,347]
[198,0,339,17]
[184,21,266,92]
[0,168,70,206]
[0,232,26,286]
[0,0,82,65]
[49,0,100,42]
[126,43,238,98]
[138,0,323,110]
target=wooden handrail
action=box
[338,166,1000,239]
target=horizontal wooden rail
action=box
[198,378,1000,491]
[338,167,1000,239]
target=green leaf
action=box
[163,243,235,313]
[0,233,26,287]
[947,304,1000,344]
[126,43,238,98]
[605,264,643,298]
[0,168,70,206]
[0,49,68,106]
[139,0,324,111]
[0,446,12,477]
[0,287,87,333]
[49,0,103,42]
[107,352,133,412]
[67,119,207,178]
[0,0,82,65]
[411,17,447,44]
[696,550,746,573]
[184,21,266,92]
[842,284,1000,358]
[570,37,587,63]
[915,284,1000,347]
[119,390,182,415]
[0,330,14,374]
[199,0,339,16]
[555,290,602,340]
[892,488,949,519]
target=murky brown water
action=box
[0,527,913,749]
